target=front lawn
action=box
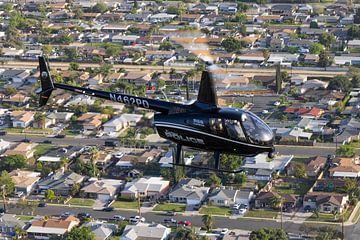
[111,200,139,209]
[199,206,232,216]
[307,207,353,223]
[153,203,186,212]
[34,144,55,156]
[244,209,278,219]
[352,206,360,223]
[16,215,34,221]
[67,198,95,207]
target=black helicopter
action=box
[38,56,275,173]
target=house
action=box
[102,116,130,134]
[284,107,323,119]
[38,146,82,163]
[47,112,74,124]
[271,5,295,16]
[112,35,139,45]
[3,143,34,159]
[121,114,143,126]
[297,119,329,133]
[313,178,346,192]
[278,127,312,142]
[255,191,297,210]
[159,151,173,168]
[209,189,254,207]
[299,79,328,94]
[169,179,209,206]
[0,214,26,239]
[0,48,24,59]
[237,52,265,64]
[149,13,176,23]
[10,170,41,196]
[81,179,124,201]
[304,54,319,65]
[122,72,152,86]
[305,156,327,177]
[267,53,299,65]
[88,74,104,86]
[77,113,108,131]
[219,3,237,14]
[64,95,95,107]
[329,157,360,178]
[303,192,349,213]
[27,216,80,239]
[84,221,117,240]
[2,93,30,107]
[10,111,34,128]
[121,177,170,200]
[37,171,84,196]
[334,55,360,66]
[121,223,171,240]
[0,69,30,83]
[137,149,162,164]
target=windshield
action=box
[241,112,274,145]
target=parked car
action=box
[232,204,240,210]
[38,202,47,208]
[43,140,52,144]
[166,211,176,216]
[238,208,247,215]
[77,212,91,218]
[113,215,126,221]
[105,140,118,147]
[61,212,74,217]
[220,228,229,235]
[55,134,65,138]
[129,216,145,224]
[163,218,177,225]
[178,221,191,226]
[102,207,114,212]
[21,138,31,143]
[274,101,281,106]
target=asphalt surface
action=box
[0,135,344,157]
[5,204,346,236]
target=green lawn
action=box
[67,198,95,207]
[199,206,232,216]
[291,156,311,163]
[34,144,55,156]
[3,128,23,133]
[273,180,314,195]
[153,203,186,212]
[111,200,139,209]
[307,207,353,223]
[244,210,278,219]
[16,215,34,221]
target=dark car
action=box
[102,207,114,212]
[43,140,52,144]
[165,211,176,216]
[163,218,177,225]
[77,212,91,218]
[38,202,47,207]
[0,131,7,136]
[21,139,31,143]
[0,208,5,215]
[105,140,118,147]
[55,134,65,138]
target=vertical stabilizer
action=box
[197,71,218,106]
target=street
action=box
[5,204,347,236]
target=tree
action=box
[92,3,108,13]
[65,226,95,240]
[328,76,351,92]
[293,162,306,178]
[58,34,73,44]
[4,85,16,96]
[202,214,213,231]
[157,79,166,89]
[105,44,122,57]
[159,41,174,51]
[318,51,333,68]
[34,112,46,129]
[220,154,243,171]
[205,174,221,188]
[315,226,342,240]
[309,43,325,54]
[319,32,335,49]
[221,37,245,52]
[45,189,55,201]
[310,21,319,28]
[70,183,81,197]
[170,227,197,240]
[249,228,287,240]
[0,171,14,195]
[234,172,247,185]
[64,48,78,60]
[89,147,99,177]
[0,155,27,172]
[42,45,52,56]
[287,46,298,54]
[336,144,356,157]
[270,195,281,209]
[348,24,360,38]
[69,62,80,71]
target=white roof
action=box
[243,153,293,171]
[27,226,67,235]
[103,116,128,127]
[334,56,360,65]
[333,172,359,178]
[37,156,61,162]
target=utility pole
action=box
[280,197,283,231]
[1,185,6,213]
[342,213,345,240]
[137,190,141,217]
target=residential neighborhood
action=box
[0,0,360,239]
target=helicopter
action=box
[38,56,275,173]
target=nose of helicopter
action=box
[241,112,274,146]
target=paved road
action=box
[5,204,345,235]
[3,60,346,77]
[0,134,349,157]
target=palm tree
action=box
[89,147,99,177]
[34,112,46,129]
[170,227,197,240]
[202,214,213,231]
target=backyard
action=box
[273,178,315,196]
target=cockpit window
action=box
[241,112,273,145]
[209,118,224,135]
[225,119,246,141]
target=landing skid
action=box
[171,162,243,173]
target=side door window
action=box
[209,118,225,135]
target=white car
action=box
[113,215,126,221]
[274,101,281,106]
[232,204,240,210]
[262,110,269,114]
[220,228,229,235]
[238,208,247,215]
[113,152,124,159]
[129,216,145,224]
